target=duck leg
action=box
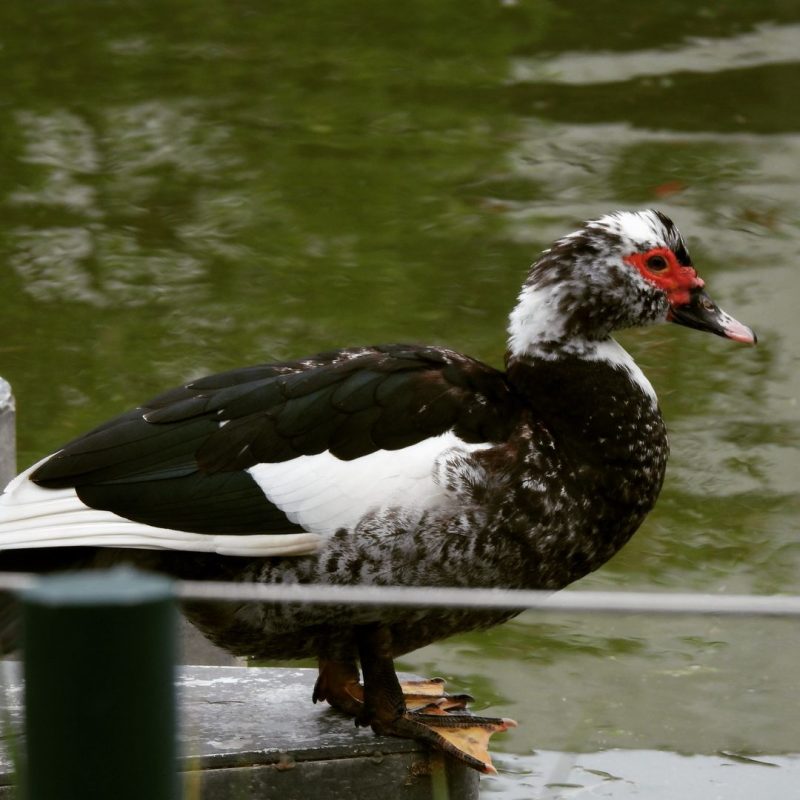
[312,657,363,717]
[353,623,516,775]
[313,659,472,717]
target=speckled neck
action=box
[507,210,689,360]
[498,353,669,587]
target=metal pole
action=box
[0,378,15,491]
[21,567,178,800]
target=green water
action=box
[1,1,798,793]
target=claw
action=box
[334,676,472,711]
[399,677,473,712]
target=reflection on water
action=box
[484,750,800,799]
[512,22,800,84]
[399,615,796,755]
[8,105,240,307]
[0,2,799,793]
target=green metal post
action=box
[20,567,178,800]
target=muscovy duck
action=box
[0,210,755,773]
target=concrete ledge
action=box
[187,751,474,800]
[0,664,478,799]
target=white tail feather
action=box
[0,459,321,557]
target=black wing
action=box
[32,345,520,535]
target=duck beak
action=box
[669,288,757,344]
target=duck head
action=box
[508,209,756,359]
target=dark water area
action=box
[1,1,798,795]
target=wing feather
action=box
[13,344,520,551]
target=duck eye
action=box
[646,254,668,271]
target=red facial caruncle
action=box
[624,247,704,307]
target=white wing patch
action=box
[249,432,492,536]
[0,433,490,556]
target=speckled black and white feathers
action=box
[0,208,748,663]
[508,210,694,357]
[170,350,667,660]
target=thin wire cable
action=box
[175,581,800,617]
[0,571,798,617]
